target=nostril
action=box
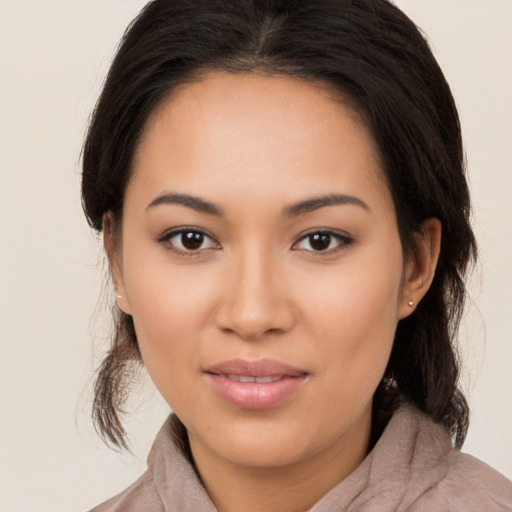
[217,317,289,342]
[214,271,296,339]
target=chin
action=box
[215,434,309,469]
[189,411,328,470]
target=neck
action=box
[188,411,371,512]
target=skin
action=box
[106,71,441,512]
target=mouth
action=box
[204,358,309,410]
[220,374,285,383]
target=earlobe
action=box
[398,218,442,319]
[102,212,132,315]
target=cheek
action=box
[120,243,218,394]
[298,240,403,390]
[302,249,403,340]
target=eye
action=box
[293,231,353,253]
[158,228,220,254]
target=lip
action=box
[204,358,308,410]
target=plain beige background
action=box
[0,1,510,511]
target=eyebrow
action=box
[147,193,224,216]
[283,193,370,217]
[147,192,369,217]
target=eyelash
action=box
[157,227,220,257]
[292,230,354,255]
[157,227,354,256]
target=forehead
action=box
[129,71,392,215]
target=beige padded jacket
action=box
[90,405,512,511]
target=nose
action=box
[215,250,296,341]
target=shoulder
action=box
[422,450,512,511]
[87,415,215,512]
[368,405,512,511]
[402,411,512,511]
[87,469,163,512]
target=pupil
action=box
[310,233,331,251]
[182,231,204,250]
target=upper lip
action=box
[205,358,308,378]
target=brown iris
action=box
[308,233,332,251]
[181,231,205,250]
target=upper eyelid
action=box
[157,226,217,242]
[292,230,354,252]
[295,228,353,241]
[157,228,221,257]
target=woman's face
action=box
[113,72,414,472]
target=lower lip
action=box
[207,374,307,410]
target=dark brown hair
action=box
[82,0,476,450]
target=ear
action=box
[398,218,442,320]
[103,212,132,315]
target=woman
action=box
[82,0,512,510]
